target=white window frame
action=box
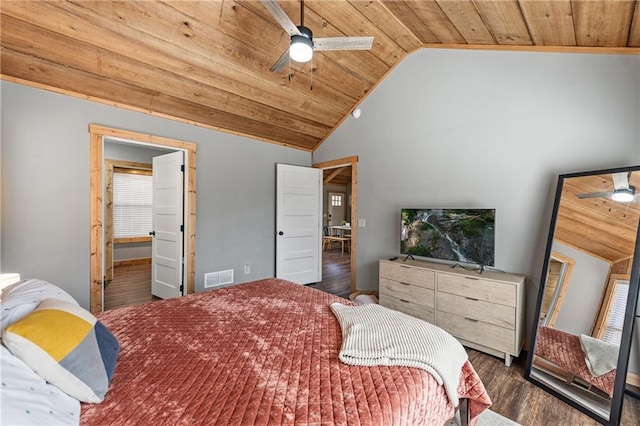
[112,168,153,241]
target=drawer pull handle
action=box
[465,297,479,301]
[465,317,479,323]
[399,299,410,303]
[464,277,479,280]
[400,282,411,286]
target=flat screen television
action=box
[401,208,495,268]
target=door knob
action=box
[278,231,284,235]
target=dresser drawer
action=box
[437,292,515,329]
[438,273,516,307]
[380,294,435,323]
[380,278,435,308]
[380,262,435,290]
[437,313,515,354]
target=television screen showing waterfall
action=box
[401,208,495,267]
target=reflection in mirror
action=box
[526,167,640,425]
[540,253,574,327]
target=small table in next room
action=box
[324,226,351,254]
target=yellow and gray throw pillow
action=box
[2,298,119,403]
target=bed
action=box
[2,278,491,425]
[533,325,616,398]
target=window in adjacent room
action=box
[113,169,153,240]
[593,277,629,345]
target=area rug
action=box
[448,408,521,426]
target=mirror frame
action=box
[525,165,640,425]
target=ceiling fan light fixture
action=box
[289,26,313,63]
[611,187,635,202]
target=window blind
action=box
[113,172,152,238]
[601,280,629,345]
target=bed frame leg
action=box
[459,398,470,426]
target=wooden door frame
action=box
[313,156,358,294]
[89,124,197,314]
[543,252,575,327]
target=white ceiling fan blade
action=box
[612,172,630,190]
[270,48,290,73]
[261,0,301,36]
[314,36,374,51]
[576,191,613,199]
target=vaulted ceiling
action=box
[1,1,639,152]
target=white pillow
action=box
[3,298,120,404]
[0,344,80,425]
[1,279,79,337]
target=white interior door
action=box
[276,164,322,284]
[328,191,346,226]
[151,151,184,299]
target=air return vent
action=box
[204,269,234,289]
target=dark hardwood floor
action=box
[106,250,351,310]
[468,349,640,425]
[104,263,156,310]
[310,249,352,299]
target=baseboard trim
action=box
[114,257,152,267]
[627,371,640,387]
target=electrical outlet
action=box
[244,263,251,274]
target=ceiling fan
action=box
[577,172,636,203]
[262,0,374,73]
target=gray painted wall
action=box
[0,117,3,272]
[1,81,310,308]
[2,49,639,374]
[113,242,150,261]
[104,141,172,163]
[552,242,609,336]
[313,49,640,368]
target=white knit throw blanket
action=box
[330,303,468,407]
[579,334,620,376]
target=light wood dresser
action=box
[379,259,526,366]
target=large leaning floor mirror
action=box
[525,166,640,425]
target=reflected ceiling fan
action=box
[262,0,374,73]
[577,172,636,203]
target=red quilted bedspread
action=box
[534,325,615,397]
[81,279,491,425]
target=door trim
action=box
[313,156,358,294]
[89,124,197,314]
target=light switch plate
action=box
[358,218,366,228]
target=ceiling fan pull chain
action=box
[310,57,314,91]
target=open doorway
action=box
[89,125,197,314]
[312,156,358,299]
[103,142,176,310]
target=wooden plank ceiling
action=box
[555,172,640,263]
[323,165,352,186]
[1,1,638,152]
